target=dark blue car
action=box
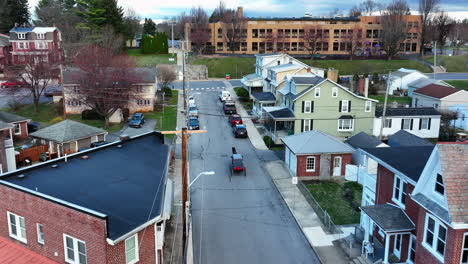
[187,117,200,130]
[129,113,145,128]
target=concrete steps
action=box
[349,256,373,264]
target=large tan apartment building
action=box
[185,8,422,56]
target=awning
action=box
[0,237,59,264]
[264,107,296,120]
[241,73,263,87]
[360,204,415,233]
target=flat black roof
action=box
[1,132,169,240]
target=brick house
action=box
[0,33,11,70]
[0,132,172,264]
[282,130,354,179]
[0,121,16,173]
[0,111,31,139]
[358,143,468,264]
[8,27,63,65]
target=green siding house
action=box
[263,76,378,143]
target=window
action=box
[73,86,80,93]
[402,118,412,130]
[462,233,468,264]
[14,123,21,135]
[393,175,407,207]
[17,42,29,49]
[306,156,315,171]
[35,41,47,49]
[384,119,392,128]
[64,234,87,264]
[37,224,44,244]
[408,235,416,263]
[435,173,444,195]
[340,100,349,112]
[17,33,26,39]
[332,87,338,97]
[420,118,430,130]
[365,101,371,112]
[7,212,27,243]
[423,214,446,261]
[136,85,144,92]
[137,99,151,105]
[125,234,139,264]
[304,101,312,113]
[338,119,354,131]
[36,33,45,39]
[315,87,320,98]
[303,119,312,132]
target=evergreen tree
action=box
[0,0,31,33]
[76,0,124,34]
[143,18,156,35]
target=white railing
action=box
[345,165,376,192]
[4,139,13,148]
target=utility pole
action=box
[170,22,175,57]
[433,41,437,80]
[379,71,390,141]
[182,50,186,111]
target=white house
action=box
[412,84,468,109]
[387,68,428,95]
[449,104,468,131]
[373,107,441,139]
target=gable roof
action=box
[387,130,434,147]
[282,130,354,154]
[291,76,324,85]
[360,204,415,232]
[30,120,107,143]
[0,121,13,131]
[437,143,468,224]
[263,106,295,119]
[9,27,35,33]
[0,237,59,264]
[0,111,30,123]
[375,107,440,117]
[413,84,461,99]
[362,146,434,182]
[267,63,304,72]
[346,132,383,149]
[407,78,453,89]
[390,68,418,78]
[62,67,156,84]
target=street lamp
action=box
[189,171,215,188]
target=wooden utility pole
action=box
[379,72,391,141]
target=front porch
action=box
[262,106,295,144]
[241,73,263,96]
[251,92,276,118]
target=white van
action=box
[219,90,231,101]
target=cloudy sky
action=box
[28,0,468,20]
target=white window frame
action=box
[434,173,445,196]
[315,87,320,98]
[7,212,27,243]
[422,214,446,262]
[341,100,349,112]
[36,33,45,39]
[305,156,316,172]
[461,232,468,264]
[37,223,44,244]
[63,234,87,264]
[125,234,139,264]
[421,118,430,130]
[304,101,312,113]
[17,42,29,50]
[14,123,21,135]
[365,101,371,112]
[392,175,406,208]
[384,119,392,128]
[407,234,416,264]
[35,41,47,49]
[303,119,312,132]
[338,119,354,131]
[402,118,411,130]
[17,33,26,39]
[332,87,338,97]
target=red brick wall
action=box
[330,153,352,176]
[375,164,394,204]
[0,184,108,263]
[13,121,28,139]
[296,154,321,177]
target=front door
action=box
[333,156,342,176]
[394,234,402,259]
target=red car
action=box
[229,114,243,126]
[0,80,29,88]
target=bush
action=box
[263,136,274,147]
[163,86,173,97]
[82,110,104,120]
[50,116,64,124]
[234,87,249,99]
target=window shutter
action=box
[348,101,352,112]
[302,101,305,113]
[410,119,414,130]
[401,119,404,130]
[428,118,431,130]
[301,120,304,132]
[311,101,314,113]
[339,101,342,112]
[311,119,314,130]
[419,119,422,130]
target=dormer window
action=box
[17,33,26,39]
[435,173,444,195]
[36,33,45,39]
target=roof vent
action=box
[117,144,123,148]
[51,164,59,168]
[17,174,26,179]
[81,155,89,160]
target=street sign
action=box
[225,74,231,79]
[292,177,298,185]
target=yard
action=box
[445,80,468,90]
[145,90,179,139]
[306,181,362,225]
[192,57,256,79]
[423,55,468,72]
[368,95,412,105]
[126,48,177,66]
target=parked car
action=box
[229,114,243,126]
[129,113,145,128]
[188,104,199,117]
[188,96,195,105]
[90,141,108,148]
[223,100,236,114]
[219,90,231,101]
[187,117,200,130]
[0,80,29,88]
[233,124,248,138]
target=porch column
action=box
[274,121,277,141]
[383,233,390,264]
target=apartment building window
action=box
[324,29,329,38]
[241,42,247,51]
[266,29,272,38]
[36,33,45,39]
[434,174,445,195]
[266,42,273,51]
[125,234,139,264]
[333,42,339,51]
[411,43,417,52]
[393,175,407,207]
[292,29,298,38]
[64,234,87,264]
[277,42,283,51]
[384,119,392,128]
[7,212,27,243]
[252,29,258,38]
[217,28,222,38]
[241,29,247,38]
[323,42,329,51]
[278,29,284,38]
[259,42,265,53]
[291,42,297,51]
[340,29,346,38]
[462,233,468,264]
[340,42,346,51]
[423,214,446,262]
[217,42,223,51]
[334,29,339,38]
[285,29,291,38]
[298,42,304,51]
[299,29,304,38]
[252,42,258,51]
[17,33,26,39]
[365,101,371,112]
[338,118,354,131]
[366,30,372,38]
[37,224,44,244]
[401,118,412,130]
[316,42,322,51]
[17,42,29,49]
[332,87,338,97]
[306,156,316,172]
[259,29,265,38]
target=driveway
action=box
[107,119,156,142]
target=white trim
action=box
[7,211,27,243]
[293,79,379,102]
[107,216,162,245]
[17,33,26,39]
[422,213,446,263]
[332,87,338,97]
[392,175,407,209]
[304,101,312,113]
[341,100,349,112]
[338,118,354,131]
[37,223,44,244]
[407,234,416,264]
[13,123,21,135]
[460,232,468,264]
[303,119,312,132]
[125,234,139,264]
[63,234,87,264]
[305,156,316,172]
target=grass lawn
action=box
[368,95,412,105]
[192,57,255,78]
[126,48,177,66]
[306,181,362,225]
[423,55,468,72]
[145,90,179,139]
[445,80,468,90]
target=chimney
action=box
[327,68,339,83]
[358,78,365,95]
[306,67,311,72]
[237,7,244,18]
[364,77,369,97]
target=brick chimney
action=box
[237,7,244,18]
[327,68,339,83]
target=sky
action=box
[27,0,468,21]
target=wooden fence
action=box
[16,145,49,163]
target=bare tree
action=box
[156,65,176,89]
[188,7,210,53]
[123,8,142,41]
[303,25,324,58]
[381,0,410,60]
[71,45,142,127]
[175,12,190,40]
[433,10,454,54]
[419,0,440,54]
[449,19,468,55]
[221,9,247,53]
[349,5,363,17]
[342,25,363,60]
[361,0,377,15]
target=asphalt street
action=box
[423,72,468,80]
[171,80,242,91]
[188,90,320,264]
[0,87,53,108]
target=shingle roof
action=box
[437,143,468,224]
[255,53,282,57]
[9,27,35,33]
[282,130,355,154]
[361,204,415,232]
[375,107,440,117]
[390,68,417,78]
[243,73,262,81]
[412,193,450,224]
[291,76,324,85]
[30,120,107,143]
[292,78,326,100]
[346,132,383,149]
[407,78,438,89]
[0,237,59,264]
[387,130,434,147]
[251,92,276,102]
[267,63,304,72]
[0,111,30,123]
[0,34,9,46]
[62,67,156,84]
[362,145,434,182]
[414,84,461,99]
[264,107,295,119]
[0,121,13,131]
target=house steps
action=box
[349,255,373,264]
